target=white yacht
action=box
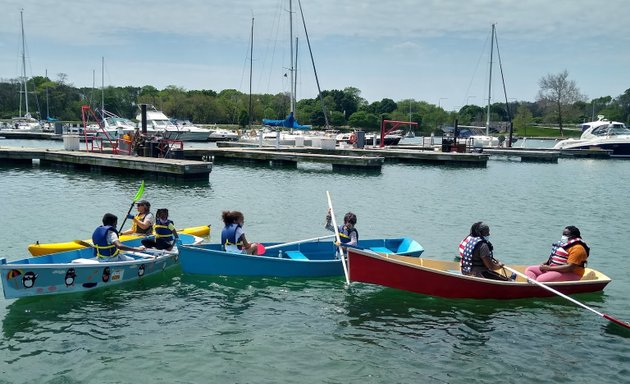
[135,108,209,141]
[553,115,630,157]
[208,125,239,141]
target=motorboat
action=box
[336,131,403,146]
[207,125,239,141]
[553,116,630,157]
[170,119,211,141]
[239,128,319,146]
[135,107,209,142]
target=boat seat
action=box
[285,250,308,260]
[369,247,392,254]
[71,258,100,264]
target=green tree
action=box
[513,104,533,135]
[348,110,379,130]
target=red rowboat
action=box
[346,248,612,299]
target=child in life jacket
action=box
[142,208,179,251]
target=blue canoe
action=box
[0,233,203,299]
[179,237,424,277]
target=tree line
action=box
[1,71,629,135]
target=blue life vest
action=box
[460,236,492,274]
[221,223,243,251]
[92,225,120,259]
[338,225,358,244]
[154,218,174,242]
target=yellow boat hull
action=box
[27,225,211,256]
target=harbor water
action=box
[1,138,629,383]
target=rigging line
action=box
[238,13,255,93]
[494,28,512,121]
[297,0,329,128]
[461,30,491,108]
[261,0,284,94]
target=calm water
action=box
[1,139,629,383]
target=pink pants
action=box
[525,265,582,282]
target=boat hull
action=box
[27,225,211,256]
[554,139,630,157]
[347,248,611,299]
[180,237,423,277]
[1,233,202,299]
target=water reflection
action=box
[2,268,181,339]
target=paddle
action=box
[256,235,336,255]
[504,266,630,330]
[117,180,146,234]
[326,191,350,284]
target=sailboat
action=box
[10,9,41,132]
[459,24,510,148]
[244,0,321,146]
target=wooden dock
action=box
[0,131,62,140]
[482,148,560,163]
[184,147,384,171]
[0,147,212,180]
[203,143,489,167]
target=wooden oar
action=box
[256,235,336,255]
[326,191,350,284]
[504,266,630,330]
[117,180,146,233]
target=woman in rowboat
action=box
[121,199,155,236]
[220,211,259,255]
[459,222,512,280]
[525,226,590,282]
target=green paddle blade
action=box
[133,180,145,202]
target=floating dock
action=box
[184,147,385,171]
[197,143,489,167]
[0,131,62,140]
[0,147,212,180]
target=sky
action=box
[1,0,629,112]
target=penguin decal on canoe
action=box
[22,271,38,288]
[65,268,76,287]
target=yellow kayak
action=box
[27,225,211,256]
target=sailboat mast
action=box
[20,9,30,118]
[294,37,298,110]
[249,17,254,130]
[486,24,495,135]
[289,0,295,113]
[45,69,49,120]
[101,56,105,120]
